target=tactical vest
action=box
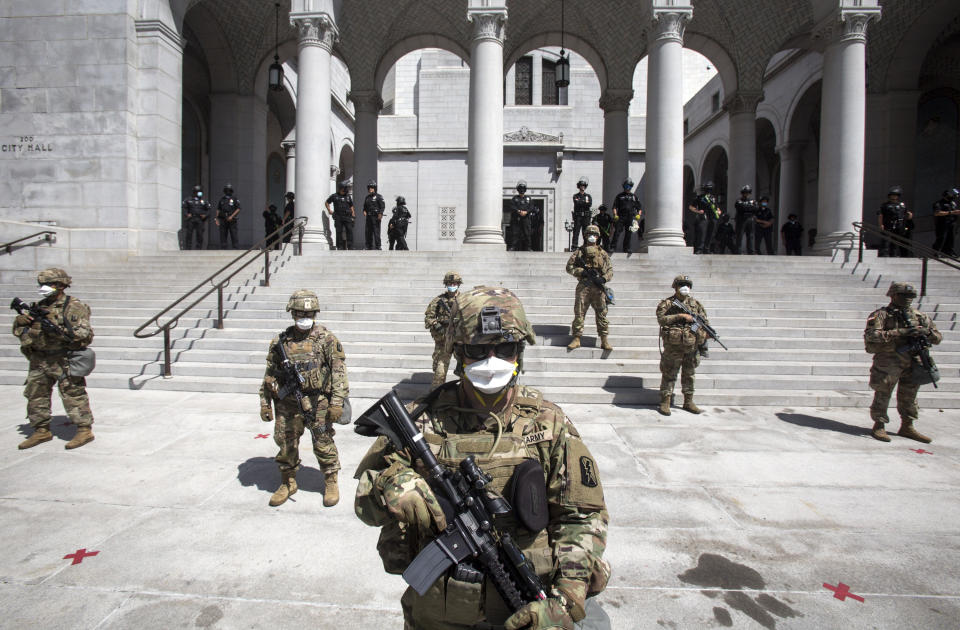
[659,297,705,349]
[280,330,332,395]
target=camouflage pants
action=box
[24,356,94,430]
[659,343,700,396]
[431,331,453,388]
[571,283,608,337]
[869,352,919,424]
[273,396,339,474]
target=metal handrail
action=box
[2,230,56,254]
[853,221,960,297]
[134,217,307,376]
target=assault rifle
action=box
[355,389,548,612]
[584,268,615,305]
[10,297,73,340]
[896,311,940,388]
[670,298,727,350]
[273,332,328,437]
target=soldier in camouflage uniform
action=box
[656,275,709,416]
[259,290,349,507]
[13,268,95,450]
[355,286,610,630]
[864,281,942,443]
[566,225,613,352]
[424,271,462,388]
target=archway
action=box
[784,80,822,239]
[701,145,729,208]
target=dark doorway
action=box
[502,198,546,251]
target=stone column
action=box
[600,90,632,210]
[725,92,762,215]
[642,3,693,249]
[290,13,337,243]
[463,2,507,248]
[351,90,383,248]
[813,4,881,253]
[777,141,805,249]
[282,141,296,196]
[531,50,543,106]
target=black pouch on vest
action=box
[507,458,549,533]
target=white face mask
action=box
[678,286,691,297]
[587,235,598,244]
[38,284,57,299]
[464,356,518,394]
[295,317,314,331]
[446,285,459,293]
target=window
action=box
[515,56,532,105]
[542,59,559,105]
[439,206,457,240]
[711,91,720,113]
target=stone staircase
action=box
[0,249,957,408]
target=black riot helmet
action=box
[740,185,752,194]
[888,185,903,198]
[623,177,634,190]
[947,188,959,200]
[577,177,588,189]
[285,191,295,200]
[192,185,202,196]
[367,179,377,191]
[223,183,233,195]
[703,182,714,193]
[516,180,527,194]
[396,196,406,206]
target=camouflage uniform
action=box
[566,226,613,351]
[260,290,349,506]
[656,275,709,414]
[425,271,461,388]
[355,286,610,630]
[13,269,95,449]
[864,282,942,442]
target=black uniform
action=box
[282,199,295,244]
[754,204,775,254]
[734,197,758,254]
[781,218,803,256]
[326,192,355,250]
[688,193,720,254]
[388,205,411,250]
[932,196,957,256]
[878,201,910,257]
[592,209,614,252]
[182,194,211,250]
[263,207,282,250]
[511,194,536,251]
[714,216,736,254]
[612,191,641,253]
[571,191,592,248]
[363,192,385,250]
[216,194,241,249]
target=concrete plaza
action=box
[1,385,958,629]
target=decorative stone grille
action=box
[439,206,457,239]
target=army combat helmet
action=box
[584,225,601,239]
[286,289,320,313]
[37,268,71,288]
[672,274,693,289]
[446,286,536,374]
[886,281,917,298]
[443,271,462,285]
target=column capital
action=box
[350,90,383,113]
[813,3,880,45]
[599,89,633,113]
[282,141,296,158]
[775,140,806,158]
[650,2,693,45]
[293,14,338,52]
[724,91,764,115]
[467,2,507,44]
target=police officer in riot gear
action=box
[592,204,614,252]
[363,180,385,250]
[877,186,913,257]
[215,183,242,249]
[612,177,642,254]
[932,188,959,256]
[511,180,537,251]
[325,182,355,250]
[388,196,412,250]
[182,184,211,250]
[734,185,757,254]
[688,182,720,254]
[571,177,593,249]
[282,192,296,244]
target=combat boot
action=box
[18,428,52,450]
[600,336,613,351]
[682,395,702,414]
[323,470,340,507]
[566,336,581,350]
[269,471,298,507]
[871,421,891,442]
[897,421,931,444]
[657,393,671,416]
[64,427,94,450]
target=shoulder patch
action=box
[579,456,599,488]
